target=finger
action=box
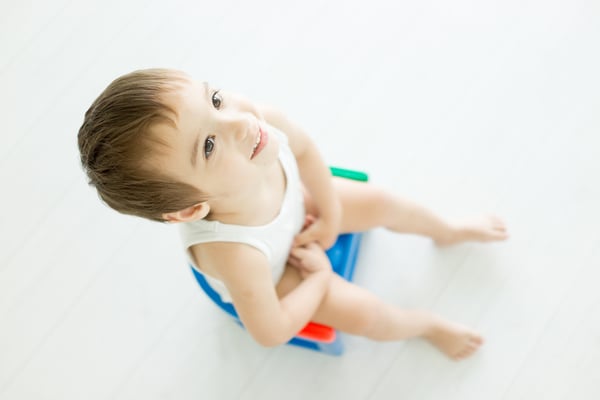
[302,214,316,230]
[303,242,321,251]
[287,256,301,269]
[294,230,314,247]
[290,246,310,258]
[320,235,337,250]
[289,249,306,266]
[287,251,300,262]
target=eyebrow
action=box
[190,82,210,167]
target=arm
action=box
[192,242,331,347]
[259,105,341,249]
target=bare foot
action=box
[424,318,484,360]
[435,215,509,246]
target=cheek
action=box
[222,160,255,185]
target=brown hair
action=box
[78,68,205,222]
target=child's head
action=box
[78,68,204,222]
[78,68,278,223]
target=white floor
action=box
[1,0,599,399]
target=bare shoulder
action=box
[190,241,268,284]
[257,104,310,156]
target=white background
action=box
[1,0,599,399]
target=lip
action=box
[250,126,268,159]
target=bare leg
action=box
[298,178,499,359]
[305,178,509,244]
[277,266,483,360]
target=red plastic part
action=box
[296,322,336,343]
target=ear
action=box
[162,202,210,223]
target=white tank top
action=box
[178,126,305,303]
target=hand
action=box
[287,242,332,279]
[294,212,340,250]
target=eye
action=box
[211,90,222,109]
[204,136,215,159]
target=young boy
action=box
[78,68,508,360]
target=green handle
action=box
[329,166,369,182]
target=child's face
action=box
[154,78,280,207]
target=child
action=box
[78,68,508,360]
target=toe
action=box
[455,349,472,360]
[470,334,484,346]
[458,344,480,360]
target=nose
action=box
[219,93,260,142]
[220,113,251,142]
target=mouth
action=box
[250,126,268,159]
